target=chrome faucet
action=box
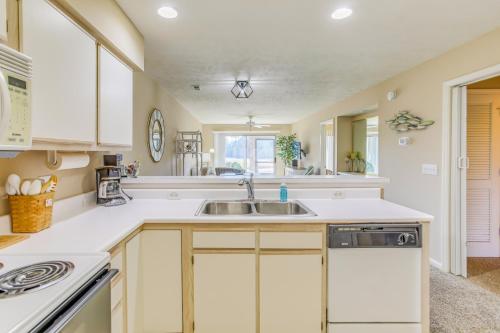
[238,173,255,201]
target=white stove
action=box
[0,253,112,333]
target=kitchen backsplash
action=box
[0,151,102,216]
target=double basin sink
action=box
[196,200,316,217]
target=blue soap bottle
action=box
[279,183,288,202]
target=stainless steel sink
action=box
[253,201,311,215]
[198,201,254,215]
[196,200,316,217]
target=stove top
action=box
[0,261,74,298]
[0,253,109,333]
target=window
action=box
[215,133,276,175]
[224,136,247,170]
[365,116,379,175]
[256,139,275,174]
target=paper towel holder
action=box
[46,150,90,170]
[46,150,58,168]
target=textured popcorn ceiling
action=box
[117,0,500,124]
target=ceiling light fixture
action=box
[158,6,178,19]
[331,8,353,20]
[231,81,254,99]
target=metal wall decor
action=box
[148,109,165,162]
[386,111,435,132]
[231,80,253,99]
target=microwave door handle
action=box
[0,72,11,137]
[41,269,118,333]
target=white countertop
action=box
[0,198,432,254]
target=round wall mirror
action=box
[148,109,165,162]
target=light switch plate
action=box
[422,164,438,176]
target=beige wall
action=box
[292,27,500,265]
[122,71,202,176]
[0,151,101,216]
[336,116,353,172]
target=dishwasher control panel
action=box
[328,224,422,248]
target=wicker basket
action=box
[8,192,55,233]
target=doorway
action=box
[446,73,500,284]
[335,112,379,175]
[464,86,500,292]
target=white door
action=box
[23,0,97,144]
[98,46,133,147]
[193,254,256,333]
[466,90,500,257]
[0,0,7,42]
[260,254,323,333]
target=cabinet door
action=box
[141,230,183,332]
[23,0,97,144]
[260,255,323,333]
[193,254,256,333]
[98,46,133,147]
[0,0,6,42]
[126,230,183,333]
[125,233,141,333]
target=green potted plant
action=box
[276,133,297,168]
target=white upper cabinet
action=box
[0,0,7,42]
[98,46,133,147]
[22,0,97,144]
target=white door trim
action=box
[441,63,500,274]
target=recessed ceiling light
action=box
[158,6,178,19]
[331,8,353,20]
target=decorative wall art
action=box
[386,111,434,132]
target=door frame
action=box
[441,63,500,275]
[320,119,335,175]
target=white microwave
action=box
[0,43,32,151]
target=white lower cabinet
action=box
[112,302,124,333]
[126,230,183,333]
[260,255,323,333]
[193,254,256,333]
[329,323,422,333]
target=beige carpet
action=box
[431,267,500,333]
[468,258,500,295]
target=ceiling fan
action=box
[243,116,271,130]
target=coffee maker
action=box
[96,167,130,206]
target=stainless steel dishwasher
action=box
[328,224,422,333]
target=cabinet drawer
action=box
[111,278,123,310]
[260,232,323,249]
[329,323,422,333]
[193,231,255,249]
